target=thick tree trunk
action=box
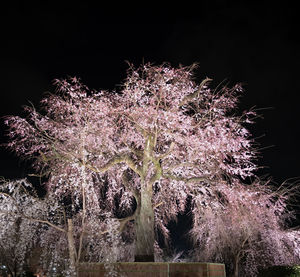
[67,219,77,276]
[134,188,155,262]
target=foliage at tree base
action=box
[258,265,300,277]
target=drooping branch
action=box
[25,216,66,233]
[178,77,212,107]
[0,191,66,233]
[0,210,66,233]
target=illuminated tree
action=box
[190,180,300,277]
[4,63,258,262]
[0,178,127,276]
[0,215,36,276]
[0,178,43,276]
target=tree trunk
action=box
[233,253,240,277]
[67,219,77,276]
[134,188,155,262]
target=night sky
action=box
[1,1,299,187]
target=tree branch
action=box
[163,174,211,185]
[149,157,163,186]
[153,201,163,209]
[0,210,66,233]
[100,213,136,236]
[178,78,212,107]
[118,214,135,233]
[122,170,139,203]
[157,142,175,160]
[122,113,149,136]
[164,162,199,174]
[82,153,143,176]
[27,216,66,233]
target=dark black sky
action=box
[0,1,299,185]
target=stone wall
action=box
[78,262,226,277]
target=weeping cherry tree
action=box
[4,63,258,262]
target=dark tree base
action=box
[134,254,155,262]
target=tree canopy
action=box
[2,63,299,276]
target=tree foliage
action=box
[191,180,300,276]
[0,178,128,276]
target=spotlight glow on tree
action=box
[0,177,128,276]
[190,180,300,277]
[4,63,258,262]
